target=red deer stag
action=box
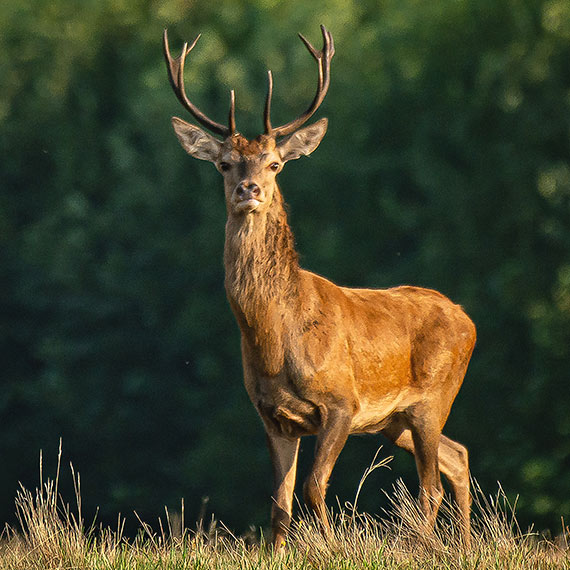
[163,26,476,548]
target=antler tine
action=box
[229,90,236,135]
[264,70,274,134]
[269,25,335,138]
[163,29,230,137]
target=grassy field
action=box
[1,451,568,569]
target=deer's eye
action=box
[269,162,280,172]
[219,162,232,172]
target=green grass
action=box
[1,449,568,569]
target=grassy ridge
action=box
[1,457,568,570]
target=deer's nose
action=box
[236,182,261,199]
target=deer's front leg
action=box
[303,407,352,528]
[266,433,300,549]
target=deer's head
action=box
[164,26,334,217]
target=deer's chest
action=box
[248,374,321,438]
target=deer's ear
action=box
[277,118,328,162]
[171,117,222,162]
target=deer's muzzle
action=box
[233,182,263,213]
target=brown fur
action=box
[171,116,476,549]
[229,133,276,156]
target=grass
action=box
[1,446,569,569]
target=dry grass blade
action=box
[9,446,95,569]
[348,445,393,520]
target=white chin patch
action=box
[235,199,261,213]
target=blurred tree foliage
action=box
[1,0,569,533]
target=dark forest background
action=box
[1,0,570,536]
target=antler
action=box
[264,25,335,137]
[163,29,235,137]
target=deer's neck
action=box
[224,190,299,374]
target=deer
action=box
[163,25,477,549]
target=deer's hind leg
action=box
[382,413,443,530]
[438,434,471,546]
[408,410,445,529]
[382,419,471,546]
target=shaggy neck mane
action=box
[224,188,299,315]
[224,188,300,373]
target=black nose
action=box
[236,182,260,199]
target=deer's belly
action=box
[349,395,405,434]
